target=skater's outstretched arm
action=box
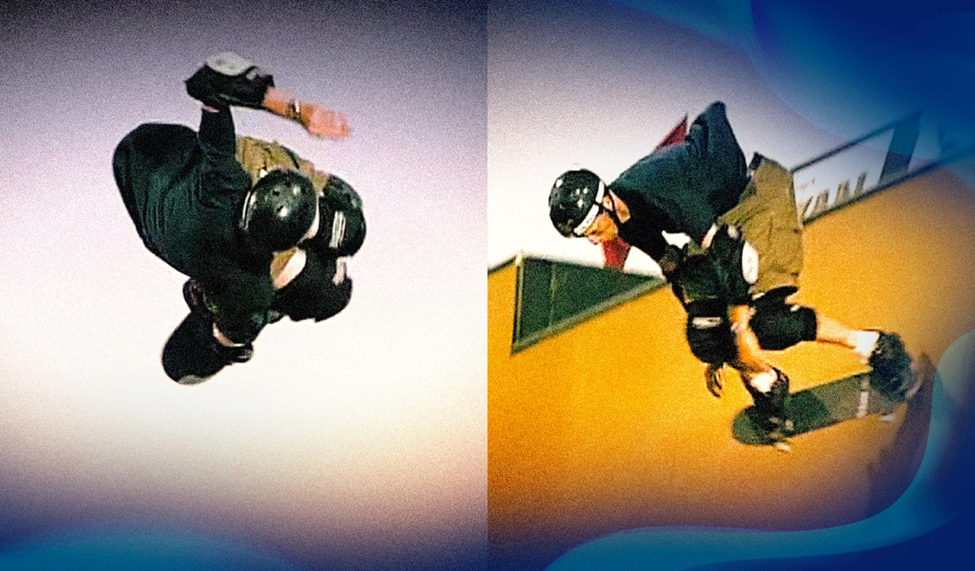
[262,87,349,139]
[186,52,349,139]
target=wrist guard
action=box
[185,52,274,109]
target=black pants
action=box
[113,123,199,255]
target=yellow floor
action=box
[488,168,975,568]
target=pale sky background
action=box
[488,0,975,274]
[0,0,486,569]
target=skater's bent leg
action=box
[729,305,774,376]
[728,305,793,435]
[749,297,817,351]
[814,314,881,362]
[808,312,913,397]
[741,367,792,436]
[815,314,863,348]
[751,298,881,362]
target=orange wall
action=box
[488,167,975,566]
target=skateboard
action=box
[161,312,232,384]
[732,360,925,450]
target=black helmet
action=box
[316,175,366,257]
[239,169,318,253]
[549,169,605,237]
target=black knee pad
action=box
[750,298,817,351]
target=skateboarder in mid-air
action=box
[548,101,917,442]
[114,52,365,384]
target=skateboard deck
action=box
[161,312,230,384]
[732,363,922,447]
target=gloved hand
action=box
[705,363,726,398]
[185,52,275,109]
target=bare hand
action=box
[301,102,350,139]
[705,363,725,398]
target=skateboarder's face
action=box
[581,197,619,244]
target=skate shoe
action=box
[879,361,922,402]
[868,332,914,400]
[744,368,793,445]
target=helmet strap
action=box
[239,187,258,232]
[603,192,623,227]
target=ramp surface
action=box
[488,167,975,570]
